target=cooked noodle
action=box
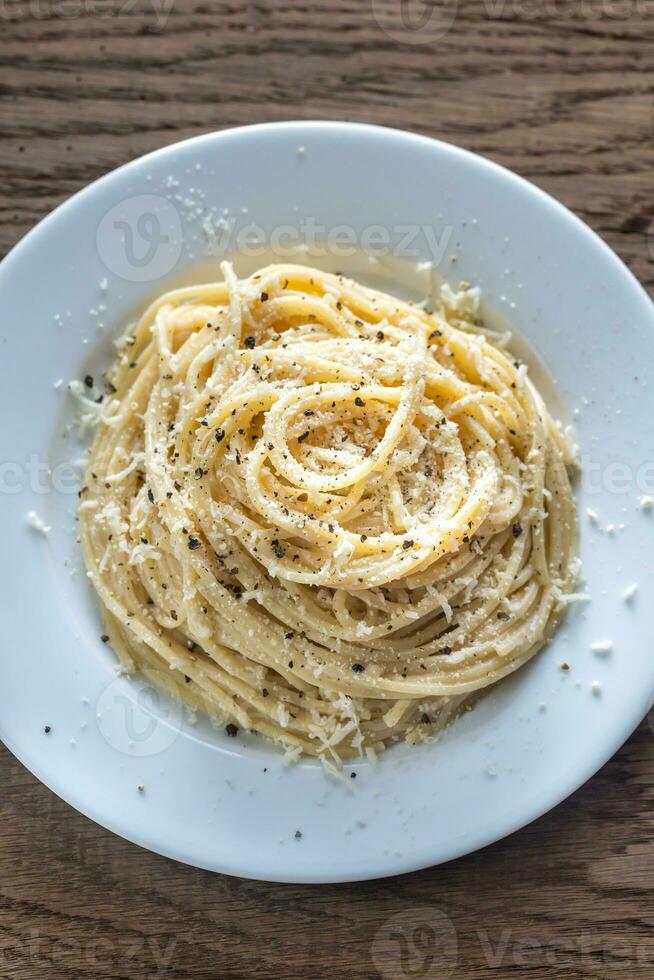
[78,263,577,763]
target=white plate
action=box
[1,122,653,883]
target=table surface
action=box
[1,2,653,977]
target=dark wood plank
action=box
[1,2,653,977]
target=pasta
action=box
[78,263,577,764]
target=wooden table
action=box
[1,2,653,977]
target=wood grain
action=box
[1,2,653,977]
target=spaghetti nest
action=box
[79,263,577,764]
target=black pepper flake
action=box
[421,713,431,725]
[297,430,310,444]
[425,467,433,477]
[215,428,225,443]
[147,488,154,504]
[260,291,269,302]
[439,645,452,656]
[244,336,255,349]
[462,535,470,544]
[429,330,443,339]
[262,688,269,697]
[512,522,523,538]
[354,396,365,407]
[170,610,178,621]
[376,330,384,340]
[195,466,203,479]
[184,675,191,684]
[44,725,51,734]
[350,772,356,779]
[497,611,509,620]
[360,534,367,542]
[351,663,365,673]
[100,634,109,643]
[285,631,295,641]
[272,540,285,559]
[225,723,238,737]
[402,539,413,550]
[84,375,93,388]
[304,409,315,416]
[294,830,302,840]
[188,536,201,550]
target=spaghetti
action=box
[78,263,577,764]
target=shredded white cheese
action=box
[26,511,51,535]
